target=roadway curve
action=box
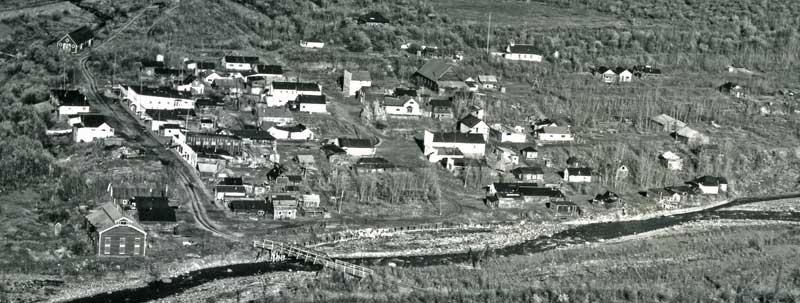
[77,5,233,238]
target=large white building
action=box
[124,86,195,117]
[336,138,376,157]
[51,89,91,116]
[382,96,421,118]
[504,44,543,62]
[221,55,260,71]
[537,126,574,142]
[73,115,114,143]
[423,130,486,162]
[343,70,372,97]
[289,95,327,113]
[267,82,322,107]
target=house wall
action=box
[504,53,543,62]
[429,142,486,158]
[98,225,146,257]
[173,138,197,167]
[73,124,114,143]
[699,185,719,195]
[619,71,633,82]
[126,88,194,115]
[602,72,616,83]
[567,175,592,183]
[223,62,253,71]
[384,101,421,116]
[496,131,526,143]
[59,106,91,116]
[343,147,376,157]
[517,173,544,181]
[459,123,489,137]
[538,133,574,142]
[273,208,297,219]
[160,128,183,138]
[523,151,538,159]
[298,103,327,113]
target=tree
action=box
[347,30,372,52]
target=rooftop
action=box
[458,114,484,128]
[223,55,260,64]
[415,60,454,81]
[432,132,485,144]
[272,82,320,92]
[338,138,374,148]
[65,26,93,44]
[51,89,88,107]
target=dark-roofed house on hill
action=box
[132,197,177,232]
[57,26,94,53]
[423,130,486,162]
[412,60,465,93]
[51,89,90,116]
[336,138,376,157]
[269,195,298,220]
[222,55,260,71]
[229,198,270,216]
[85,203,147,257]
[504,43,542,62]
[73,114,114,143]
[429,99,453,120]
[564,167,592,183]
[357,11,389,25]
[512,166,544,182]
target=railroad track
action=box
[77,4,233,238]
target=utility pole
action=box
[486,13,492,54]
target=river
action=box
[63,194,800,303]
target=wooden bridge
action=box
[253,239,374,278]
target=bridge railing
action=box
[254,239,373,277]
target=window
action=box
[119,237,126,255]
[561,135,565,138]
[134,238,141,255]
[103,237,111,255]
[406,106,413,113]
[396,108,400,112]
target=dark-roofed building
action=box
[229,198,270,215]
[195,97,226,111]
[215,177,247,201]
[51,89,90,116]
[289,94,327,113]
[144,108,195,131]
[132,197,175,221]
[687,176,728,195]
[353,157,397,173]
[412,60,465,93]
[357,11,389,25]
[73,114,114,143]
[512,166,544,181]
[520,146,538,159]
[487,183,565,208]
[222,56,260,71]
[394,88,418,97]
[269,195,298,220]
[186,132,243,156]
[423,130,486,162]
[429,98,453,120]
[457,114,489,139]
[57,26,94,53]
[124,86,195,116]
[336,138,376,157]
[269,82,322,106]
[564,167,593,183]
[85,203,146,257]
[230,129,275,146]
[504,44,542,62]
[186,60,217,71]
[255,64,283,75]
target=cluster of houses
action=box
[214,175,324,220]
[590,65,663,83]
[642,176,729,209]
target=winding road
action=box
[77,4,233,238]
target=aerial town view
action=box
[2,0,800,302]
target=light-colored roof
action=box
[651,114,686,128]
[661,151,680,160]
[676,126,702,138]
[478,75,497,83]
[85,202,142,231]
[415,60,453,81]
[351,70,371,81]
[540,126,570,134]
[437,81,468,89]
[383,96,414,107]
[296,154,315,163]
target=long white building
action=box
[124,86,195,117]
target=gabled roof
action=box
[78,114,108,128]
[540,126,570,134]
[229,199,269,211]
[129,86,192,99]
[614,67,631,74]
[65,26,93,44]
[154,68,183,77]
[223,56,260,64]
[145,109,195,121]
[85,202,143,232]
[138,207,176,222]
[195,61,217,69]
[195,97,226,108]
[350,70,371,81]
[415,60,454,81]
[520,146,538,152]
[297,95,326,104]
[394,88,418,97]
[429,99,452,108]
[220,177,243,186]
[507,44,539,54]
[458,114,484,128]
[338,138,374,148]
[272,82,320,92]
[477,75,498,83]
[230,129,275,141]
[272,123,308,133]
[131,196,170,209]
[566,167,593,176]
[450,158,485,167]
[512,166,544,175]
[141,60,165,68]
[212,78,245,89]
[255,64,283,75]
[51,89,88,107]
[432,132,485,144]
[383,96,415,107]
[689,176,727,186]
